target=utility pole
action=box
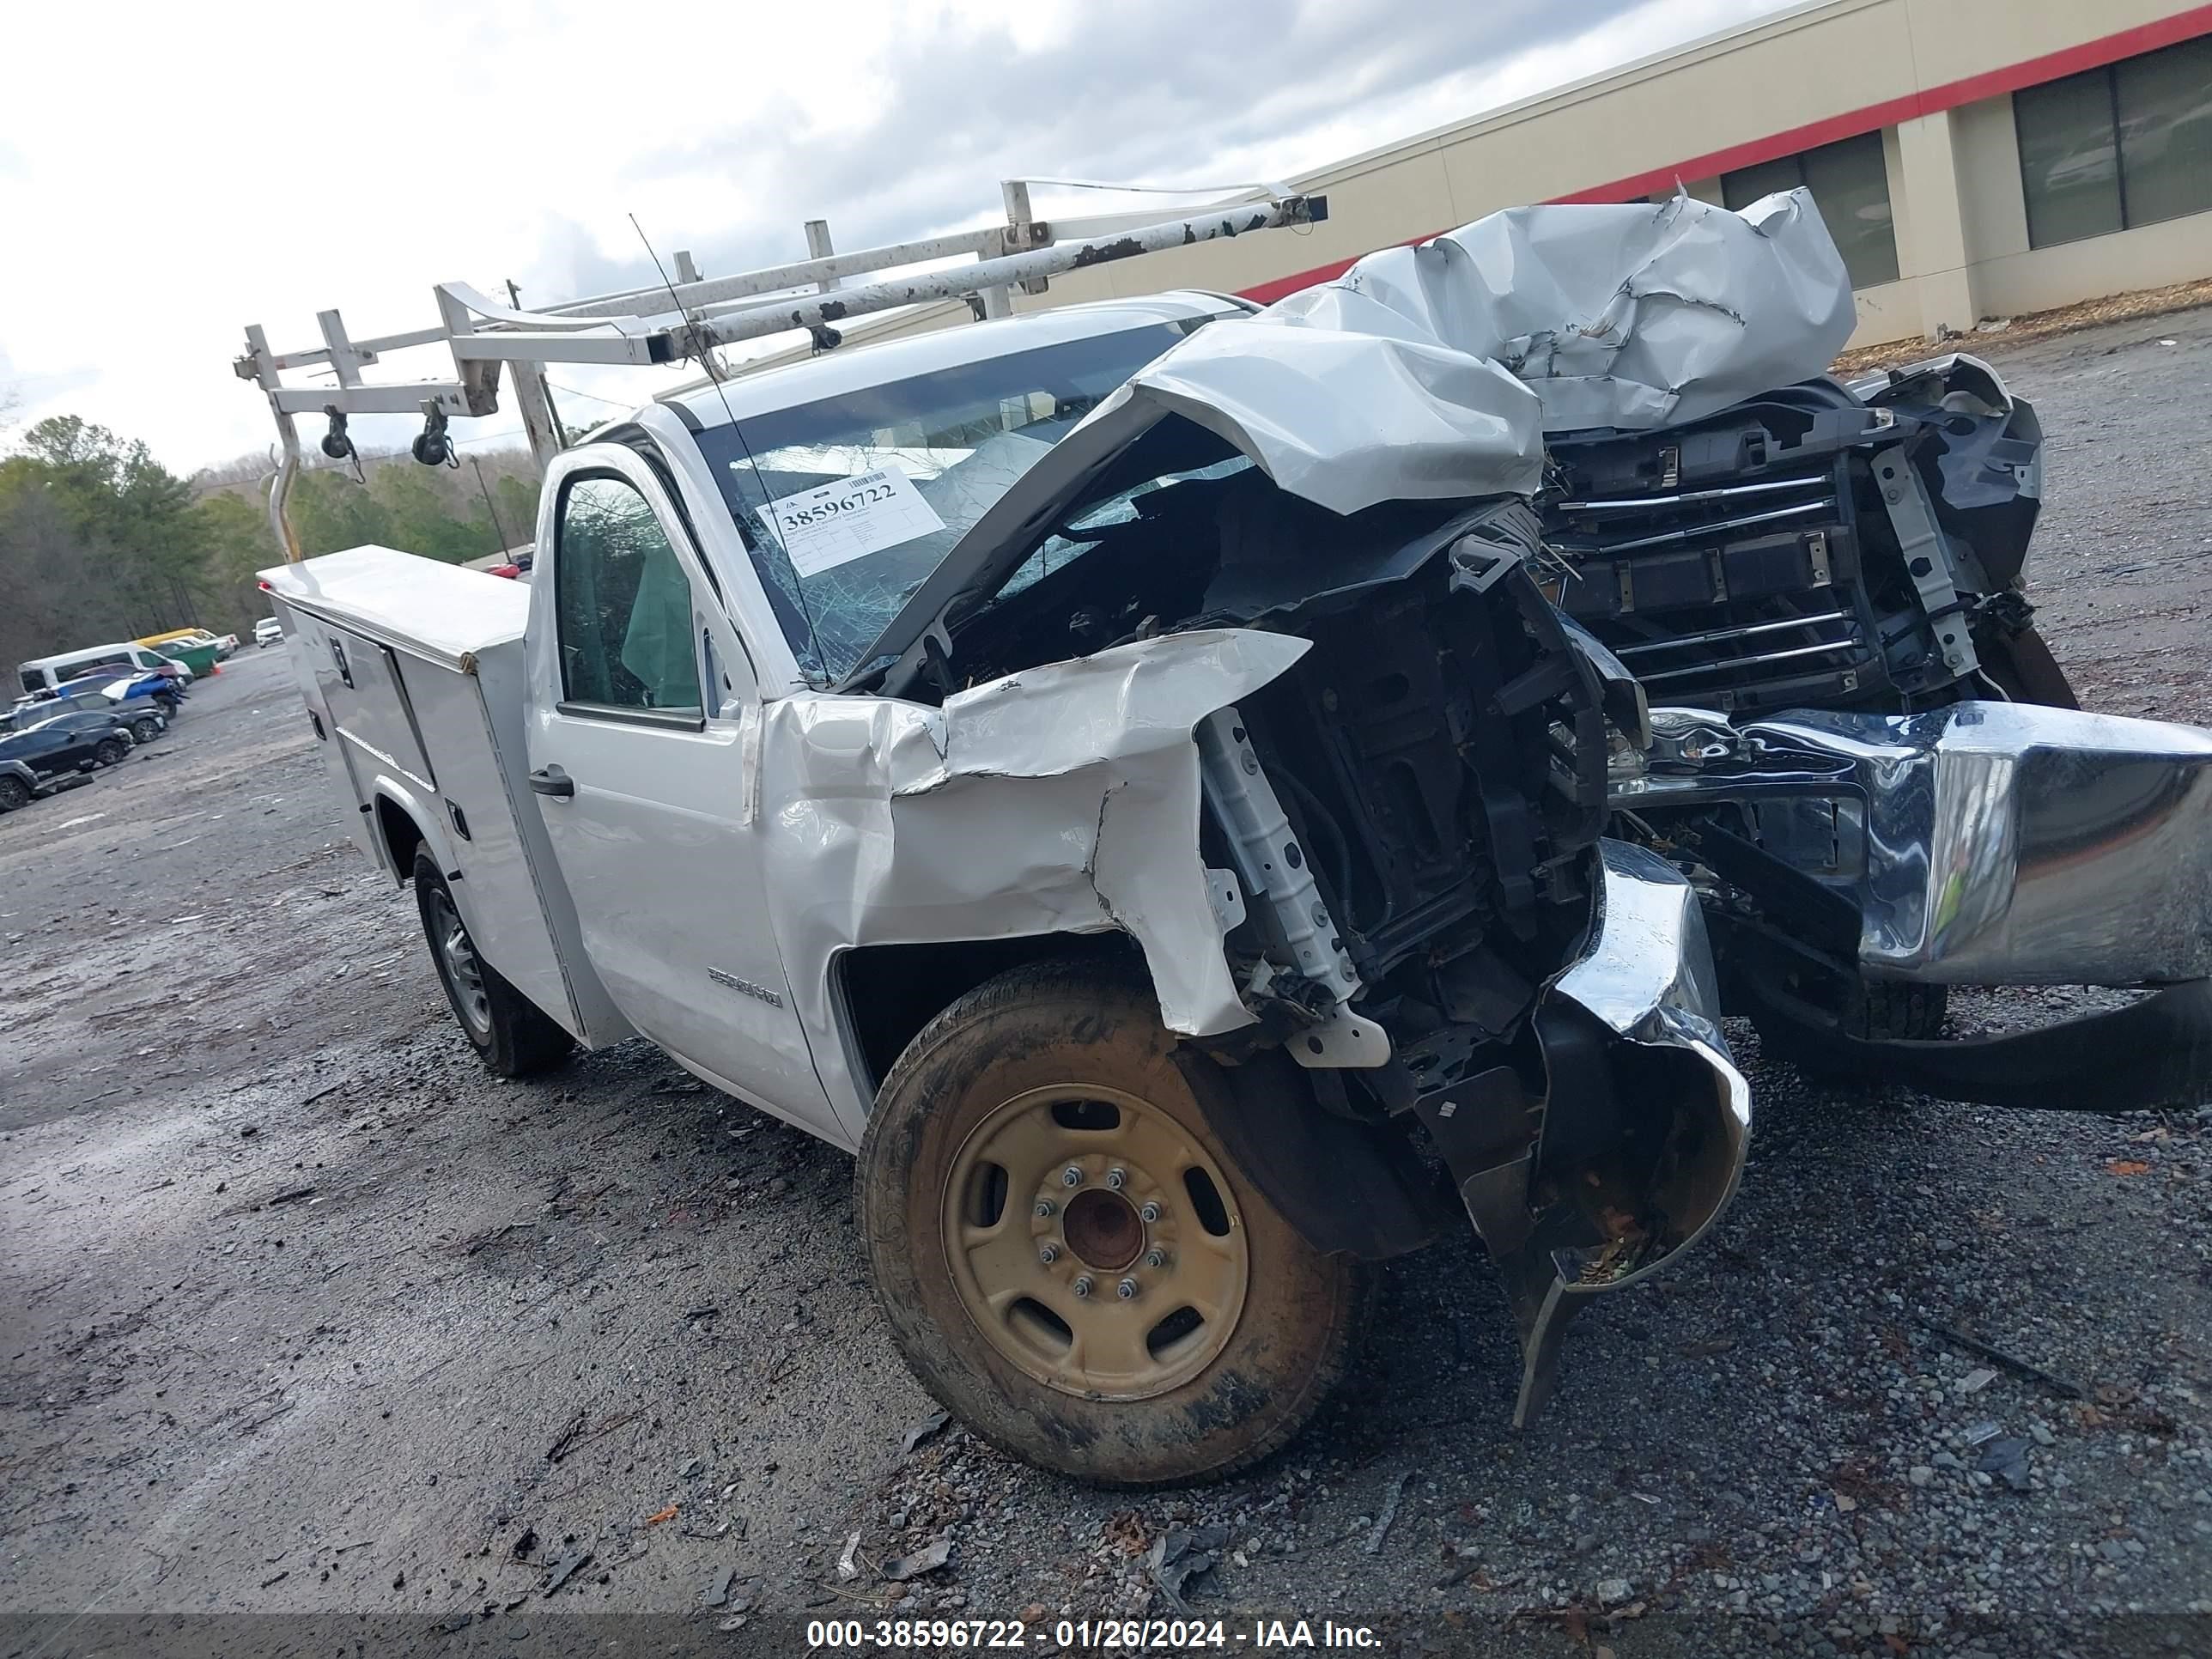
[469,456,513,556]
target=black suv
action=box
[0,710,134,808]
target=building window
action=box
[1722,131,1899,289]
[2015,36,2212,248]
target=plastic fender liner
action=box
[1185,1048,1453,1262]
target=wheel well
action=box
[834,933,1139,1096]
[374,797,428,885]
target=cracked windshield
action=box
[695,321,1189,679]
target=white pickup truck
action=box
[252,190,2212,1486]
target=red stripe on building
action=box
[1237,3,2212,305]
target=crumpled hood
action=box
[1269,188,1857,436]
[1102,189,1853,515]
[852,191,1856,685]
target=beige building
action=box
[1036,0,2212,348]
[699,0,2212,392]
[712,0,2212,382]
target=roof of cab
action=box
[657,292,1243,432]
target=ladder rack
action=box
[236,180,1326,560]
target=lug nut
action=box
[1060,1166,1084,1188]
[1034,1198,1056,1218]
[1105,1167,1127,1190]
[1072,1275,1094,1298]
[1139,1201,1162,1224]
[1144,1248,1167,1269]
[1115,1278,1139,1300]
[1038,1243,1059,1264]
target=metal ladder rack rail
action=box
[237,181,1327,561]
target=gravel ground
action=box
[3,306,2209,1658]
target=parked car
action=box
[0,758,39,813]
[253,617,283,648]
[19,641,192,699]
[0,709,134,794]
[216,632,240,657]
[3,687,167,746]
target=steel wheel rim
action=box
[428,887,492,1036]
[941,1084,1250,1401]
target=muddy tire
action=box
[0,775,29,812]
[411,850,574,1079]
[130,715,161,744]
[94,736,129,767]
[857,960,1370,1487]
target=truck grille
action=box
[1541,394,1905,713]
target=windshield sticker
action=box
[759,465,948,578]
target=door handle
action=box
[529,765,575,799]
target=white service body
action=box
[263,549,632,1053]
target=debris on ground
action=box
[704,1565,737,1607]
[1146,1525,1229,1613]
[1978,1437,2033,1492]
[545,1409,635,1463]
[539,1548,593,1596]
[881,1535,952,1583]
[644,1504,677,1526]
[1364,1472,1410,1555]
[836,1530,863,1582]
[898,1408,950,1457]
[1915,1316,2087,1399]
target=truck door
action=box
[525,448,844,1142]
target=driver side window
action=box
[555,475,704,715]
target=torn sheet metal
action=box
[1267,190,1856,434]
[1512,841,1750,1425]
[757,628,1310,1073]
[1414,839,1750,1428]
[954,191,1845,532]
[1109,311,1546,514]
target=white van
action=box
[16,642,193,699]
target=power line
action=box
[544,381,639,410]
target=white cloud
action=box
[0,0,1785,477]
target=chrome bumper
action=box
[1419,839,1751,1426]
[1614,702,2212,986]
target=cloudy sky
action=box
[0,0,1788,475]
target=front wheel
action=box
[410,850,574,1078]
[94,736,129,767]
[130,715,161,744]
[858,961,1370,1487]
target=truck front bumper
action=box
[1416,839,1752,1426]
[1615,701,2212,1109]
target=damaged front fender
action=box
[756,628,1309,1117]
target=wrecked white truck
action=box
[246,186,2212,1486]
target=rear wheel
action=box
[858,961,1370,1486]
[94,736,129,766]
[0,775,29,812]
[411,850,573,1078]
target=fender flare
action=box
[364,777,458,887]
